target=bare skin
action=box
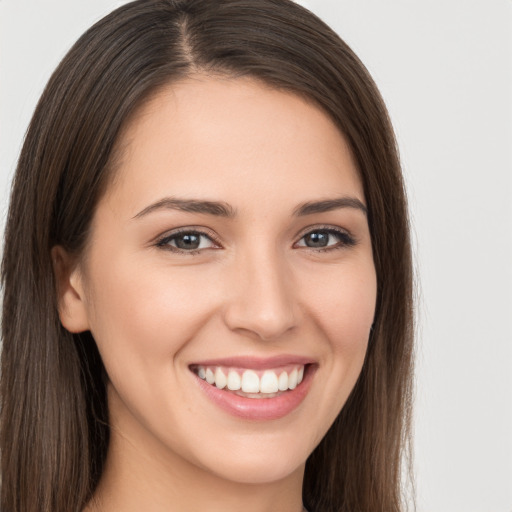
[54,75,377,512]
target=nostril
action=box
[221,266,299,340]
[223,305,298,341]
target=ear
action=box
[51,246,90,333]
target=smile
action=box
[190,357,316,420]
[193,365,305,397]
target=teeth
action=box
[195,364,306,395]
[241,370,260,393]
[205,368,215,384]
[278,371,289,391]
[215,367,227,389]
[288,368,298,390]
[260,371,279,393]
[227,370,241,391]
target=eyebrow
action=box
[133,195,367,220]
[133,197,237,219]
[293,197,367,217]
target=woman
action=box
[0,1,414,511]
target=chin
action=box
[185,428,314,485]
[206,453,306,485]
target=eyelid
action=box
[293,224,357,250]
[155,227,223,253]
[153,224,357,255]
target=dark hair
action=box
[1,1,414,511]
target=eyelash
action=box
[155,226,357,256]
[155,228,222,255]
[296,227,357,253]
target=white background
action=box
[1,1,511,511]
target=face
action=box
[59,76,376,486]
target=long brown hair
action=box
[1,1,414,511]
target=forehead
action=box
[104,75,364,216]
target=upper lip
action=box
[189,354,316,370]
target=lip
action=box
[191,358,317,421]
[190,354,315,370]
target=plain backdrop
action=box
[1,1,511,511]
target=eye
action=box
[156,229,219,253]
[295,227,356,251]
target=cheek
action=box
[83,253,224,379]
[305,259,376,411]
[309,259,376,350]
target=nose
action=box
[222,247,299,341]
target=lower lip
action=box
[193,366,316,421]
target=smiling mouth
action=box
[189,359,316,420]
[190,364,308,399]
